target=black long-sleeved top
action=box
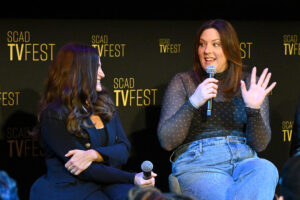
[157,69,272,152]
[30,104,136,200]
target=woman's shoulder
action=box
[108,111,121,124]
[169,69,195,86]
[41,103,69,120]
[165,70,197,97]
[172,70,194,79]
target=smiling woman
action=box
[29,43,156,200]
[157,19,278,200]
[198,28,228,73]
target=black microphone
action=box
[141,160,153,180]
[206,65,216,116]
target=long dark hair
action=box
[193,19,242,99]
[33,43,115,137]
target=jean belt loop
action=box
[169,150,175,164]
[199,140,203,153]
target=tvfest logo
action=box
[91,34,126,57]
[7,30,56,61]
[113,78,157,107]
[283,34,300,55]
[159,38,181,54]
[6,127,45,158]
[158,39,252,57]
[282,121,293,142]
[0,88,44,158]
[0,90,20,107]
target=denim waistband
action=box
[170,136,247,163]
[190,136,247,147]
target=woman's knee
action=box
[237,158,279,183]
[255,159,279,179]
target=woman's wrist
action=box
[88,149,104,162]
[189,95,202,109]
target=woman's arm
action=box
[241,68,276,152]
[157,74,198,151]
[244,96,272,152]
[40,108,136,184]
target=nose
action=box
[98,67,105,79]
[204,43,212,54]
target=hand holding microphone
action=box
[141,160,153,180]
[134,161,157,186]
[189,65,218,114]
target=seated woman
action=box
[157,19,278,200]
[30,43,156,200]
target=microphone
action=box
[141,160,153,180]
[206,65,216,116]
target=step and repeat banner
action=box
[0,19,299,199]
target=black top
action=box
[30,104,136,200]
[86,117,108,147]
[157,69,271,152]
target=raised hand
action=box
[241,67,276,109]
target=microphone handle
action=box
[207,73,214,116]
[143,171,152,180]
[207,99,212,116]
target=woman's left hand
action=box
[65,149,102,175]
[241,67,276,109]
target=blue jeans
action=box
[171,136,278,200]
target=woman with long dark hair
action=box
[30,43,156,200]
[158,19,278,199]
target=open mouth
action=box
[205,57,216,62]
[204,57,216,66]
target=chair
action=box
[168,174,182,194]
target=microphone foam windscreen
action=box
[206,65,216,74]
[141,160,153,172]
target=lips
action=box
[205,57,216,61]
[204,57,216,66]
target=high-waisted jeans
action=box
[171,136,278,200]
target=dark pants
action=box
[86,184,134,200]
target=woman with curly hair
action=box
[30,43,156,200]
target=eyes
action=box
[199,41,221,47]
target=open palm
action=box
[241,67,276,109]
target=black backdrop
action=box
[1,2,300,199]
